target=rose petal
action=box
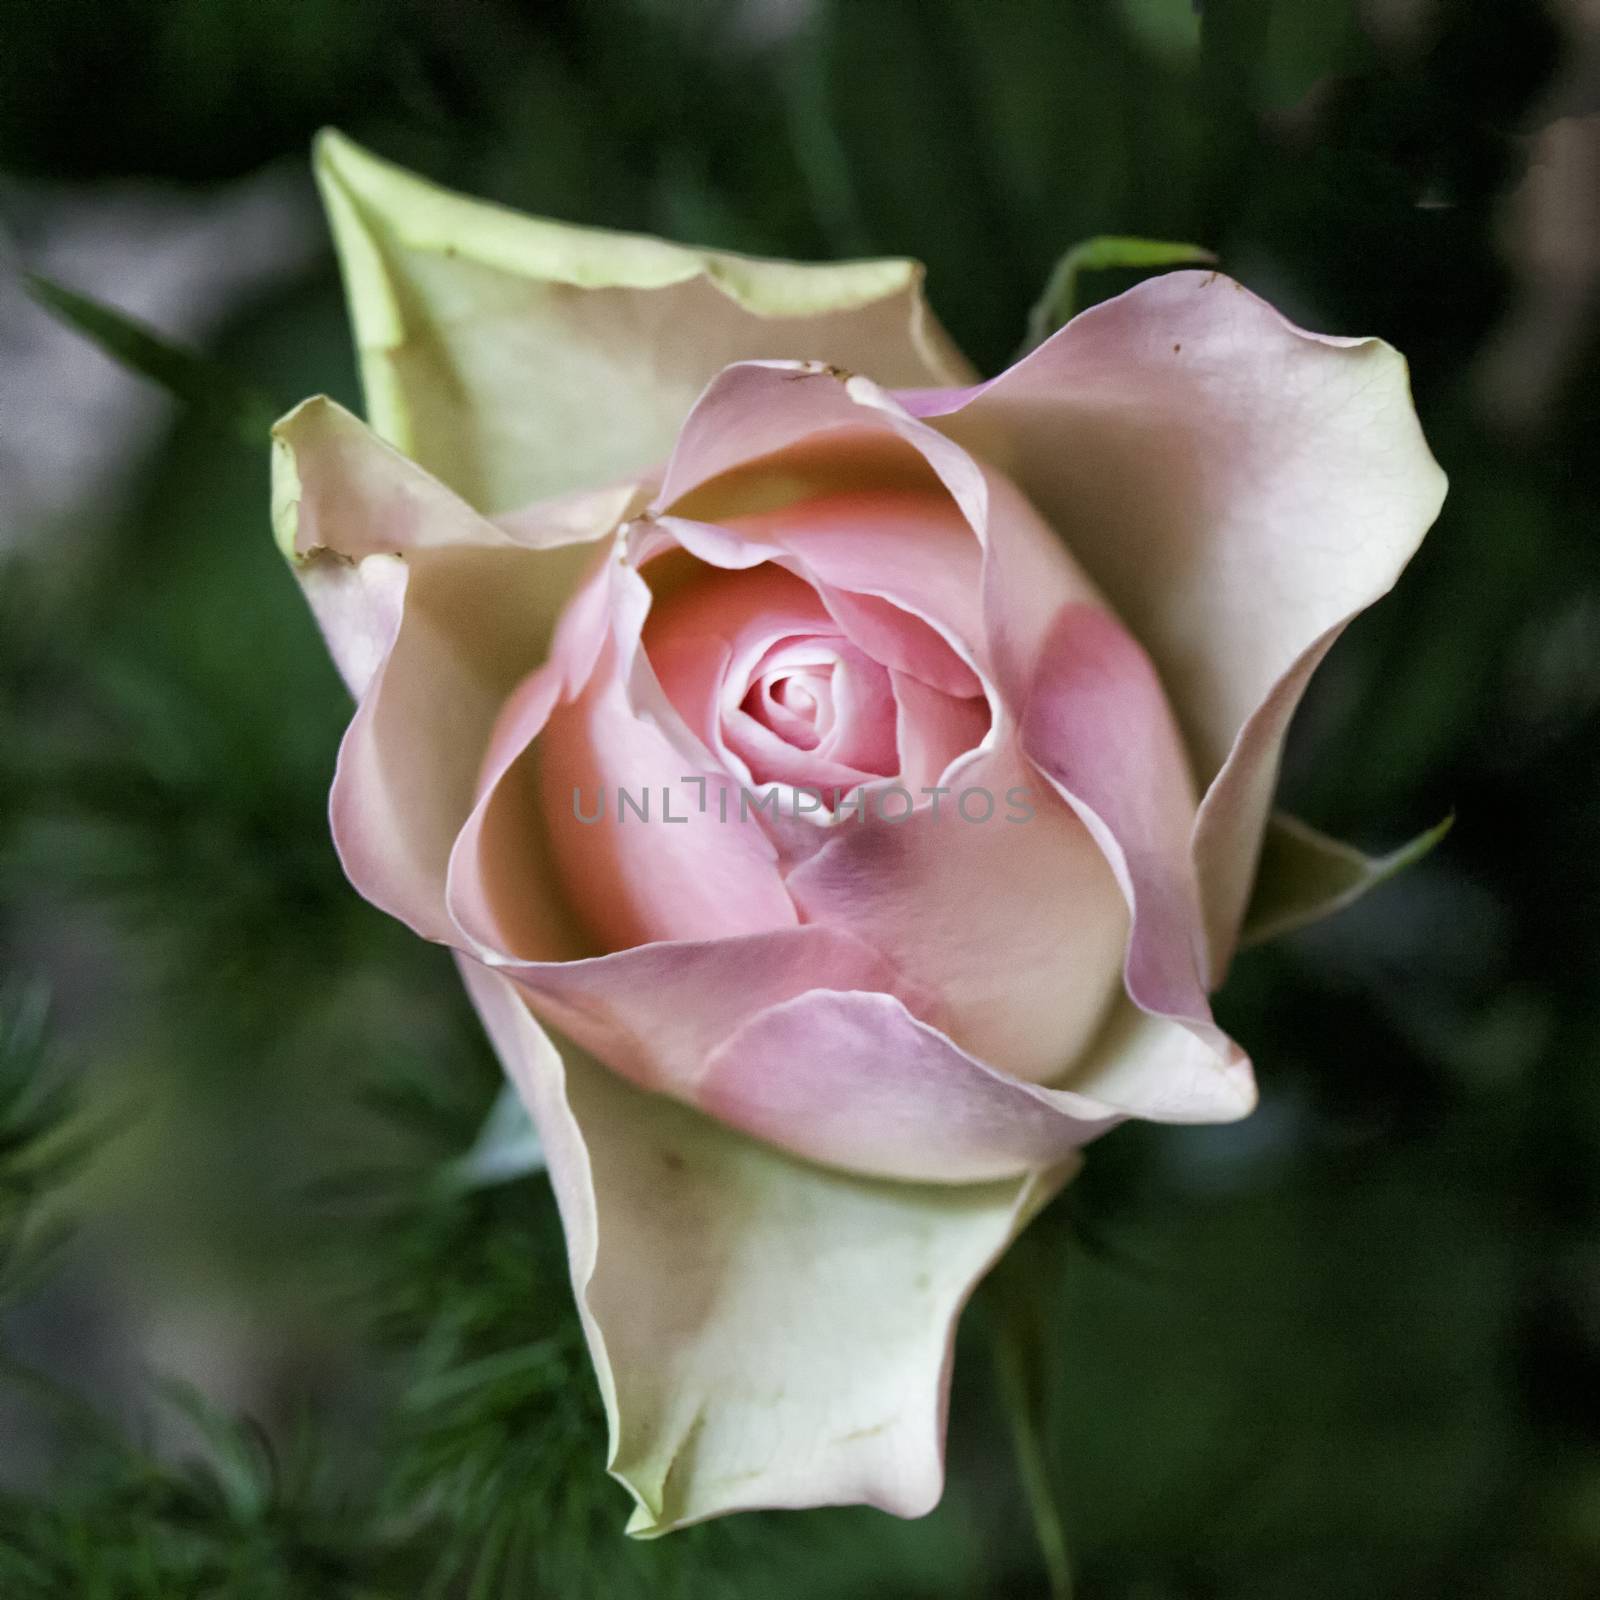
[456,956,1069,1535]
[699,989,1123,1182]
[816,588,984,700]
[536,640,798,951]
[327,548,571,944]
[641,560,898,792]
[1020,602,1253,1117]
[722,489,987,689]
[891,671,992,792]
[1062,994,1256,1122]
[273,397,508,560]
[444,665,582,964]
[654,364,1099,715]
[271,398,627,943]
[786,741,1129,1085]
[1021,605,1205,1028]
[494,923,910,1093]
[814,649,898,774]
[903,271,1447,976]
[315,130,971,514]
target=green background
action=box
[1,0,1597,1595]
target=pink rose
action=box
[274,134,1446,1532]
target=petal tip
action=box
[1216,1053,1259,1120]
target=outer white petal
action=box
[457,957,1071,1535]
[314,129,970,513]
[270,397,630,941]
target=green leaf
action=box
[24,273,282,447]
[1021,235,1216,353]
[1240,810,1454,949]
[0,984,87,1302]
[157,1377,277,1523]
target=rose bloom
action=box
[274,134,1446,1533]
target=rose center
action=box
[641,559,990,797]
[771,675,818,718]
[747,662,835,751]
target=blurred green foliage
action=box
[2,0,1598,1595]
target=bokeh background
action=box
[2,1,1598,1595]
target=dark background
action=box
[1,1,1597,1595]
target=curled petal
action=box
[1021,602,1254,1118]
[655,362,1100,716]
[786,742,1129,1086]
[1064,994,1256,1123]
[535,656,798,951]
[904,271,1447,974]
[495,924,908,1095]
[272,399,627,942]
[698,990,1122,1182]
